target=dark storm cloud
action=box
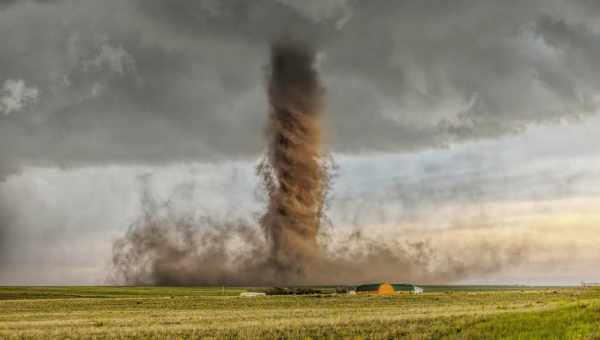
[0,0,599,173]
[137,0,339,43]
[0,0,55,9]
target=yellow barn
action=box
[355,282,422,295]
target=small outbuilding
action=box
[240,292,267,297]
[355,282,423,295]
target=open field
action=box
[1,286,600,339]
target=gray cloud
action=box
[0,0,598,174]
[0,79,39,115]
[0,0,55,9]
[0,196,13,267]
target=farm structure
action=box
[355,282,423,295]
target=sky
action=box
[1,0,600,285]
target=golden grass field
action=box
[1,286,600,339]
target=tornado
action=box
[111,38,524,286]
[258,39,328,281]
